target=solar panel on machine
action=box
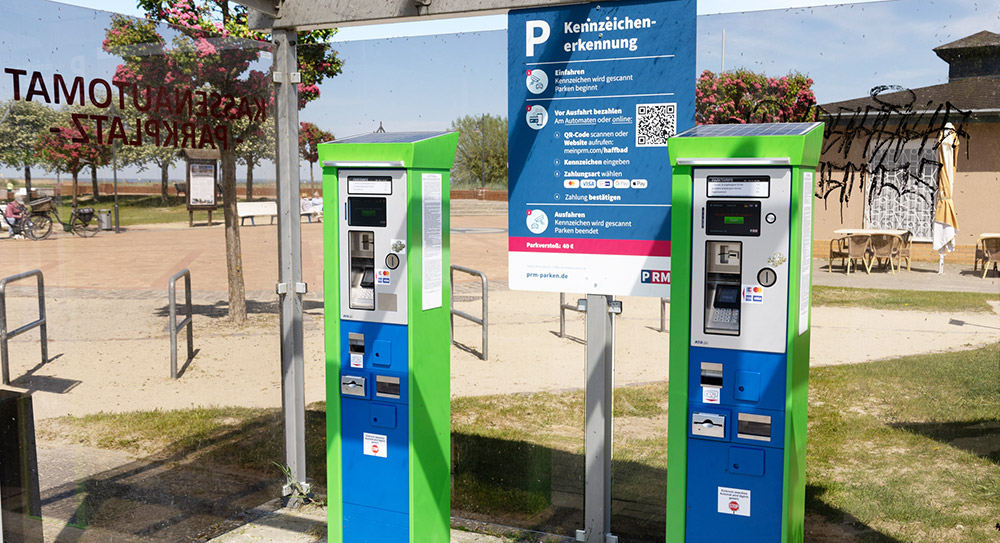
[333,131,451,144]
[675,122,822,138]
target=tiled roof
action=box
[819,76,1000,114]
[933,30,1000,52]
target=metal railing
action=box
[559,293,586,338]
[168,269,194,379]
[450,265,488,361]
[0,270,48,385]
[659,296,670,333]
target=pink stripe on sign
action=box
[509,237,671,257]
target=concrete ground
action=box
[1,199,997,542]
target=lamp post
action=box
[111,140,122,233]
[109,103,124,233]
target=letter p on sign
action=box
[526,20,550,56]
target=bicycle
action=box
[28,197,98,239]
[4,204,47,241]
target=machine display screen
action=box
[707,175,770,198]
[349,197,387,227]
[348,175,393,195]
[706,201,761,236]
[713,285,742,309]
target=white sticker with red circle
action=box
[717,486,750,517]
[364,432,387,458]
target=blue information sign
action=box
[508,0,695,296]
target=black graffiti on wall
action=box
[815,84,972,222]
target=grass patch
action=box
[35,194,193,226]
[813,285,1000,313]
[808,342,1000,542]
[41,344,1000,542]
[40,404,329,484]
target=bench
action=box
[237,200,319,226]
[237,201,277,226]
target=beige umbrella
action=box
[932,122,960,273]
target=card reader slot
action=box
[700,362,724,388]
[737,413,772,442]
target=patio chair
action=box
[976,237,1000,278]
[829,234,871,274]
[897,231,913,272]
[869,234,901,274]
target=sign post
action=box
[508,1,695,541]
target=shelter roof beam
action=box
[241,0,609,31]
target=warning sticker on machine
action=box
[350,353,363,369]
[718,486,750,517]
[364,432,387,458]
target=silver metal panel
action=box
[691,412,726,439]
[334,131,450,144]
[690,167,791,354]
[584,294,615,543]
[675,122,822,138]
[273,29,309,494]
[737,412,772,442]
[339,169,409,325]
[243,0,601,30]
[675,157,791,166]
[323,161,406,169]
[341,375,367,397]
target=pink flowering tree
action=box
[102,0,342,321]
[298,122,334,189]
[696,69,817,125]
[35,117,112,207]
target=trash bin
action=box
[98,209,112,231]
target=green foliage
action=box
[0,100,58,172]
[449,114,508,190]
[696,68,817,125]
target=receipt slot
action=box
[664,123,823,543]
[320,132,458,543]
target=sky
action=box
[3,0,999,181]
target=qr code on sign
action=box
[636,103,676,147]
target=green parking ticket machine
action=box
[665,123,823,543]
[319,131,458,543]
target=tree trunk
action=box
[161,161,170,205]
[91,164,100,201]
[23,166,32,201]
[309,161,314,191]
[246,161,254,200]
[72,171,78,207]
[221,150,247,322]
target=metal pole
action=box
[480,114,486,189]
[273,28,308,497]
[169,276,177,379]
[38,272,47,365]
[0,278,8,386]
[1,270,48,386]
[583,294,616,543]
[560,292,566,338]
[113,144,120,233]
[721,29,726,73]
[185,272,193,362]
[481,275,488,361]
